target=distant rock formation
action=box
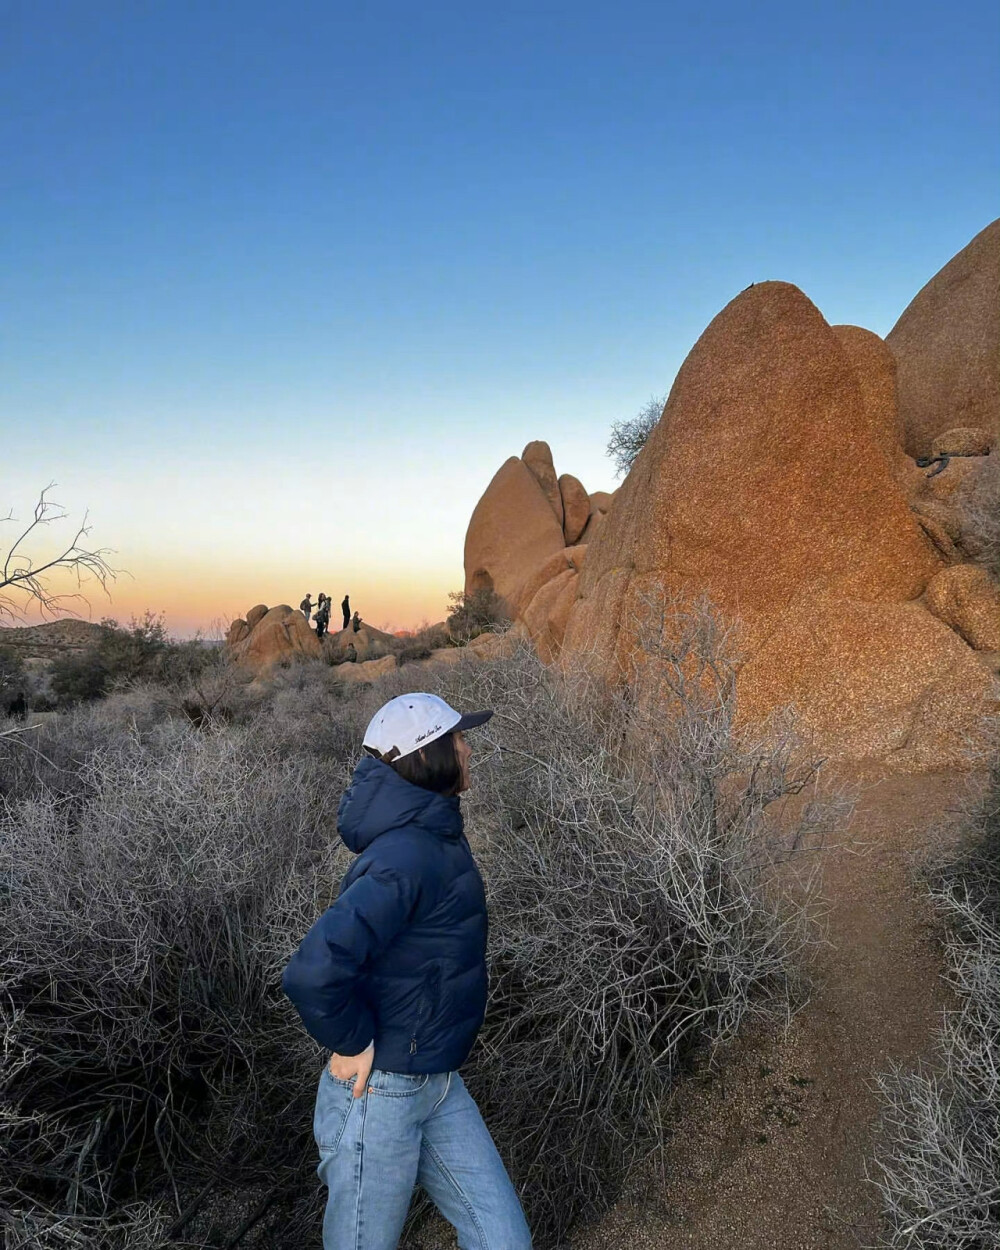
[463,453,573,615]
[226,605,322,669]
[463,225,1000,771]
[886,218,1000,458]
[225,605,410,683]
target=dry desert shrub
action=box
[400,609,839,1246]
[0,1203,177,1250]
[1,601,835,1248]
[0,719,348,1242]
[873,749,1000,1249]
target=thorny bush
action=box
[872,746,1000,1250]
[1,603,838,1248]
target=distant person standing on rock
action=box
[300,594,314,624]
[352,610,362,633]
[341,594,351,631]
[315,595,331,640]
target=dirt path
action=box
[569,768,973,1250]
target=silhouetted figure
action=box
[315,596,331,639]
[341,594,351,631]
[344,642,357,663]
[6,691,27,720]
[300,594,314,623]
[352,611,362,633]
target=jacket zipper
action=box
[410,968,440,1055]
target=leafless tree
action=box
[1,483,118,621]
[606,393,665,478]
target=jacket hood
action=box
[337,754,463,854]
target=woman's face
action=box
[453,731,472,793]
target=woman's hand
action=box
[328,1042,375,1099]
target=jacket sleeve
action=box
[281,868,418,1055]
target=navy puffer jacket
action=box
[282,755,488,1074]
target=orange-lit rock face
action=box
[558,473,591,545]
[521,440,564,527]
[553,280,1000,768]
[463,456,566,614]
[831,324,906,467]
[922,564,1000,653]
[887,218,1000,459]
[574,280,940,654]
[737,596,998,773]
[228,604,322,669]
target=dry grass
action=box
[872,750,1000,1249]
[1,603,833,1248]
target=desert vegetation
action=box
[605,394,665,478]
[873,748,1000,1249]
[1,484,117,621]
[445,585,510,642]
[0,604,837,1248]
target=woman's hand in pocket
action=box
[328,1042,375,1099]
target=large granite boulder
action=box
[229,605,322,670]
[558,473,591,545]
[571,282,940,656]
[246,604,269,631]
[558,281,1000,767]
[464,456,567,613]
[886,218,1000,458]
[738,596,997,772]
[226,619,250,646]
[521,440,564,526]
[335,654,398,684]
[324,623,399,663]
[831,325,906,465]
[521,568,579,665]
[922,564,1000,652]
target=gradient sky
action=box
[2,0,997,635]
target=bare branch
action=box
[1,484,119,622]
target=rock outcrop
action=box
[886,218,1000,458]
[228,604,322,670]
[335,654,398,684]
[738,596,994,772]
[558,474,591,545]
[922,564,1000,652]
[324,623,399,664]
[831,325,907,467]
[931,426,994,458]
[465,275,998,770]
[570,281,942,664]
[464,454,579,617]
[521,441,565,527]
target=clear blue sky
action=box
[2,0,997,632]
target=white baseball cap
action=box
[363,693,493,763]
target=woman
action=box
[282,693,532,1250]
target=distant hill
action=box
[0,619,105,660]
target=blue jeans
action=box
[314,1066,532,1250]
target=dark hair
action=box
[387,732,462,796]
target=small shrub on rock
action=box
[606,393,665,478]
[446,586,509,643]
